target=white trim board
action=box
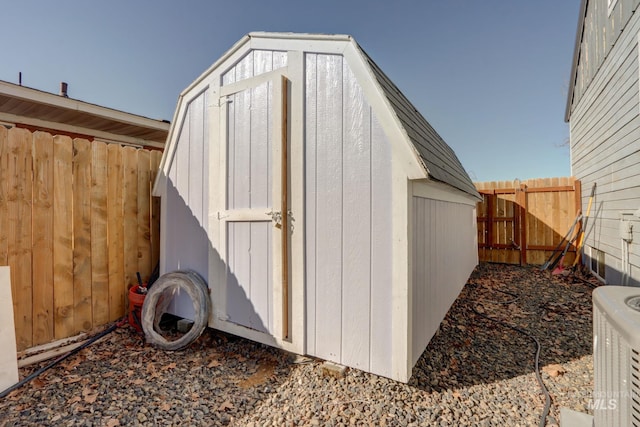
[412,179,481,205]
[0,267,18,392]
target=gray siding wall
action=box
[161,91,210,317]
[411,197,477,365]
[571,0,640,108]
[304,53,394,378]
[571,4,640,285]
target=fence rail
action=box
[0,127,161,351]
[475,177,581,266]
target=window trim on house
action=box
[589,246,606,283]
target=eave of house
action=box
[0,80,169,148]
[565,0,590,123]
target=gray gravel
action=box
[0,263,596,426]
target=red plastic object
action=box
[128,285,147,333]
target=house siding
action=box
[570,0,639,109]
[410,196,477,365]
[570,0,640,285]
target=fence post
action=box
[516,184,528,265]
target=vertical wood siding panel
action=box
[273,51,288,70]
[165,156,179,272]
[165,100,210,317]
[201,92,210,233]
[232,90,251,209]
[411,196,477,365]
[176,111,191,207]
[341,62,371,370]
[253,50,274,76]
[305,54,394,372]
[369,114,393,377]
[189,95,204,228]
[224,78,273,333]
[53,135,74,339]
[227,222,256,329]
[250,81,271,209]
[227,96,236,209]
[411,198,421,363]
[305,53,318,355]
[222,50,287,85]
[32,131,54,345]
[249,222,271,332]
[314,54,344,361]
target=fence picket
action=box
[0,129,161,350]
[53,135,74,339]
[72,138,93,334]
[91,142,109,326]
[475,177,580,266]
[122,147,138,294]
[7,128,33,349]
[107,144,125,321]
[137,149,151,283]
[32,132,54,345]
[0,126,8,266]
[150,150,162,272]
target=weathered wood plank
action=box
[0,126,8,266]
[107,144,125,321]
[53,135,74,339]
[7,128,33,350]
[137,149,151,282]
[122,147,138,293]
[150,150,162,273]
[72,138,93,334]
[475,177,580,266]
[91,141,109,326]
[32,131,54,345]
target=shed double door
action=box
[218,74,290,339]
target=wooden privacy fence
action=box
[475,177,581,266]
[0,127,162,351]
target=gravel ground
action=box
[0,263,597,426]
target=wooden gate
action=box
[476,177,581,265]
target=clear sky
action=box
[0,1,581,182]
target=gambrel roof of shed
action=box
[357,46,479,197]
[155,32,479,199]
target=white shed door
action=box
[218,74,289,338]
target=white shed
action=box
[153,32,481,382]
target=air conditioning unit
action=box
[593,286,640,426]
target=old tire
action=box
[141,270,210,351]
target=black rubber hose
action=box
[471,304,551,427]
[463,286,552,427]
[0,321,121,400]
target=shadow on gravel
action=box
[409,262,596,393]
[0,326,298,426]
